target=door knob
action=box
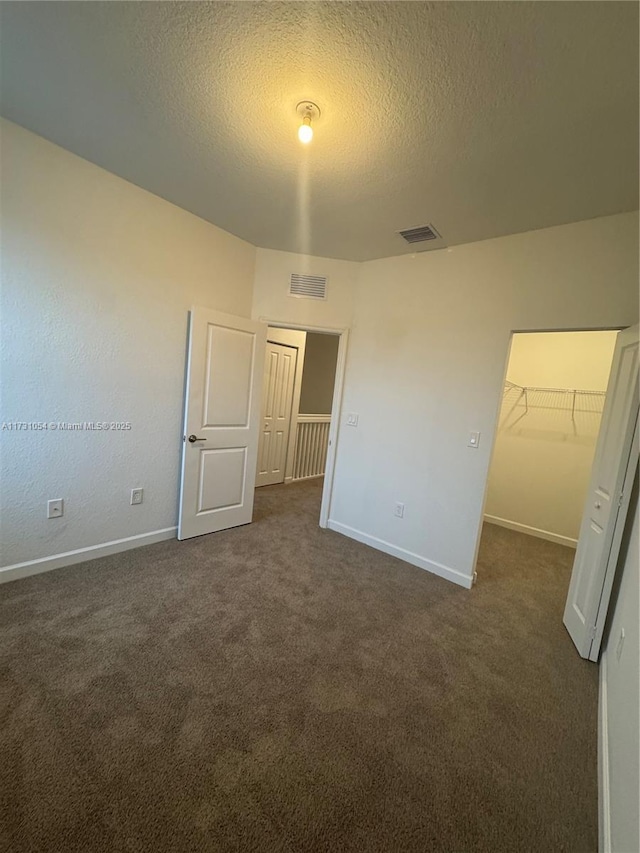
[188,434,206,443]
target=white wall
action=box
[299,333,340,414]
[505,331,619,390]
[328,213,639,587]
[2,122,638,595]
[0,120,256,573]
[252,248,357,330]
[485,331,618,546]
[600,471,639,853]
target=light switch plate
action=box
[468,431,480,448]
[347,413,359,427]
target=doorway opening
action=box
[254,322,347,527]
[480,330,619,556]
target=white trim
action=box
[320,330,348,528]
[484,514,578,548]
[257,317,349,530]
[297,414,332,423]
[258,318,345,337]
[327,520,474,589]
[0,527,177,585]
[599,652,611,853]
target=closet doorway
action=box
[477,326,639,661]
[483,330,619,549]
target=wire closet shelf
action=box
[503,380,606,418]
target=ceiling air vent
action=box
[398,224,441,244]
[289,273,327,300]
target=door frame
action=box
[257,317,349,528]
[473,325,627,582]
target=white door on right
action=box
[564,324,639,660]
[256,340,298,487]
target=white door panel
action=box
[198,448,246,511]
[178,309,266,540]
[256,341,297,487]
[564,324,639,660]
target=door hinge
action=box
[618,493,624,507]
[590,625,597,640]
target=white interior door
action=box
[256,341,297,487]
[563,324,639,660]
[178,308,266,540]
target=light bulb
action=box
[298,117,313,144]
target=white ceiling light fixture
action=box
[296,101,320,144]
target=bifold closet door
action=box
[563,324,639,660]
[256,341,298,487]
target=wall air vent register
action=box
[289,273,328,300]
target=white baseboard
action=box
[483,514,578,549]
[0,527,177,585]
[599,652,611,853]
[326,520,473,589]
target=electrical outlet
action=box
[47,499,64,519]
[130,488,144,506]
[394,501,405,518]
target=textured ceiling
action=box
[1,2,638,261]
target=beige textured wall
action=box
[1,120,256,569]
[329,213,638,586]
[252,248,357,329]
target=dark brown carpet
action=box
[1,479,598,852]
